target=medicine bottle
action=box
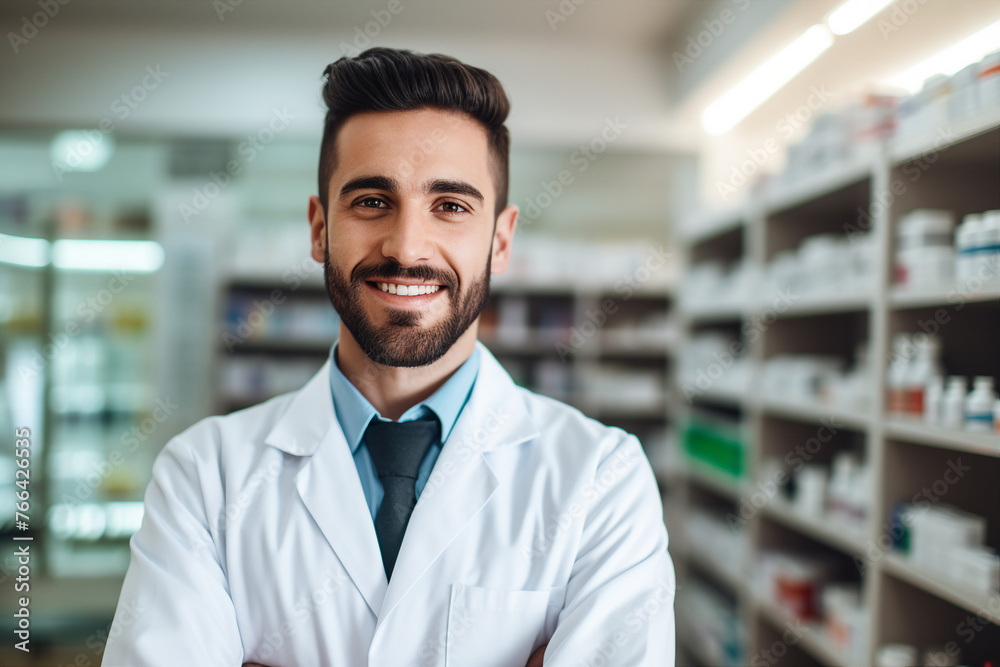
[924,376,944,425]
[904,335,941,415]
[886,335,911,414]
[941,377,967,429]
[965,376,998,432]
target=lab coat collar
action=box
[263,340,535,457]
[327,340,481,452]
[263,340,540,621]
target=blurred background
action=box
[1,0,999,665]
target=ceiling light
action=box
[702,24,835,135]
[52,239,164,273]
[0,232,50,268]
[50,130,115,173]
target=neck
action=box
[336,321,479,420]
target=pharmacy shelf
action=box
[755,596,855,667]
[686,542,748,596]
[676,623,737,667]
[759,398,871,431]
[677,112,1000,667]
[889,285,1000,309]
[770,292,872,318]
[681,304,744,324]
[684,460,748,501]
[762,499,868,558]
[490,280,673,299]
[219,338,333,355]
[598,343,674,358]
[884,417,1000,457]
[762,155,873,216]
[889,106,1000,165]
[226,272,325,292]
[217,392,286,411]
[690,386,747,409]
[579,395,671,419]
[480,337,570,356]
[882,553,1000,624]
[484,335,674,358]
[681,208,746,246]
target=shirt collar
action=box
[328,341,480,453]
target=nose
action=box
[379,202,435,267]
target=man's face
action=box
[311,108,515,367]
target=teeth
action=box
[377,282,441,296]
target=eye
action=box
[357,196,388,209]
[436,201,469,214]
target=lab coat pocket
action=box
[446,583,566,667]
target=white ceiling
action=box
[3,0,994,149]
[0,0,705,150]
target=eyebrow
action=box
[338,175,485,205]
[339,175,398,199]
[425,179,484,204]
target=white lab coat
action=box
[102,341,675,666]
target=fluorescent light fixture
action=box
[50,130,115,172]
[0,234,166,272]
[0,232,50,268]
[887,19,1000,92]
[827,0,896,36]
[53,239,164,272]
[702,24,835,135]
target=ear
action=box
[490,204,518,275]
[308,195,326,263]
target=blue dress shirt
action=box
[328,341,481,522]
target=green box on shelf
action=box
[682,419,744,478]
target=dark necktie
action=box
[364,414,441,580]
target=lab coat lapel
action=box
[264,359,387,618]
[376,342,540,627]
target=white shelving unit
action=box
[479,280,675,446]
[670,113,1000,667]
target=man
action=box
[103,47,674,666]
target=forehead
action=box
[334,108,493,196]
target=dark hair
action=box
[318,47,511,218]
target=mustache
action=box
[352,260,458,291]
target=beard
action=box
[323,245,491,367]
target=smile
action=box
[372,282,443,296]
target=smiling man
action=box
[103,47,675,667]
